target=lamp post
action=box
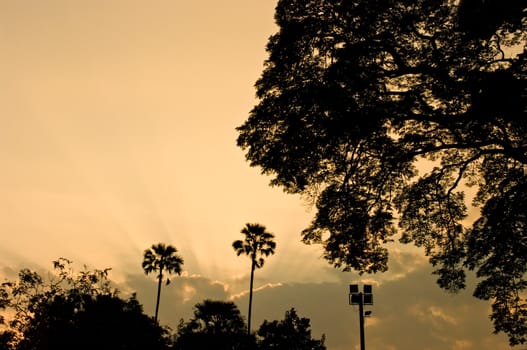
[349,284,373,350]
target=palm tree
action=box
[142,243,184,323]
[232,223,276,335]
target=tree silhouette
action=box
[232,223,276,336]
[0,258,171,350]
[236,0,526,344]
[174,300,253,350]
[257,308,326,350]
[17,294,170,350]
[142,243,184,323]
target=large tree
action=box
[233,223,276,336]
[142,243,184,323]
[237,0,526,345]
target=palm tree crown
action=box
[232,223,276,269]
[142,243,184,323]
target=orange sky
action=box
[0,2,513,349]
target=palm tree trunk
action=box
[248,259,255,336]
[154,268,163,323]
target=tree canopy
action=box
[237,0,526,344]
[257,308,326,350]
[174,301,325,350]
[0,258,171,350]
[233,224,276,270]
[174,300,253,350]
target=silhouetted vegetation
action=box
[233,223,276,335]
[1,260,327,350]
[142,243,184,323]
[174,300,254,350]
[257,308,326,350]
[0,258,171,350]
[0,332,15,350]
[173,300,325,350]
[236,0,526,344]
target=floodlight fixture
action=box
[348,283,375,350]
[349,284,374,306]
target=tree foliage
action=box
[257,308,326,350]
[237,0,526,344]
[232,224,277,271]
[174,300,253,350]
[0,258,170,350]
[174,301,325,350]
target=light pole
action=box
[349,284,373,350]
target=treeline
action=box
[0,258,325,350]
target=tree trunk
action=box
[248,259,255,336]
[154,267,163,323]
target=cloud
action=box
[116,248,512,350]
[226,261,511,350]
[229,282,284,301]
[122,272,233,326]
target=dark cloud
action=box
[364,267,509,350]
[122,272,233,327]
[240,263,510,350]
[0,249,512,350]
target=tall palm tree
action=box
[142,243,184,323]
[232,223,276,335]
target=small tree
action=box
[232,223,276,335]
[142,243,184,323]
[257,308,326,350]
[174,300,254,350]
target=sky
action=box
[0,1,516,349]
